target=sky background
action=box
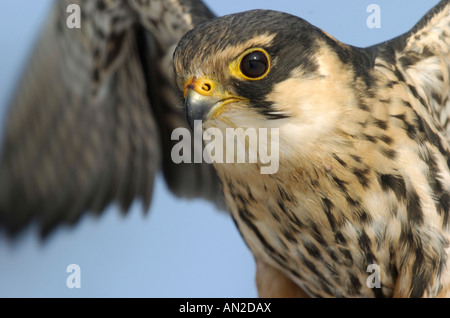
[0,0,441,297]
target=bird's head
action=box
[173,9,374,161]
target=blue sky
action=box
[0,1,440,297]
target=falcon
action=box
[0,0,449,298]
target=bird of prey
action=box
[0,0,449,298]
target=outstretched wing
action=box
[375,0,450,134]
[0,0,221,237]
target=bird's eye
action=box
[230,48,270,81]
[240,50,269,79]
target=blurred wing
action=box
[376,0,450,134]
[128,0,223,205]
[0,0,221,237]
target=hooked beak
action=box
[183,76,245,130]
[184,89,220,130]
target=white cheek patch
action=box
[262,45,359,158]
[265,77,352,157]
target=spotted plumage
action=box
[1,0,449,298]
[174,2,450,297]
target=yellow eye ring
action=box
[229,48,271,81]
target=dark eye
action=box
[239,50,270,79]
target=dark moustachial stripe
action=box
[255,101,290,120]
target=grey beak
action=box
[184,89,220,130]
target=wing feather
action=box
[0,0,222,237]
[375,0,450,134]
